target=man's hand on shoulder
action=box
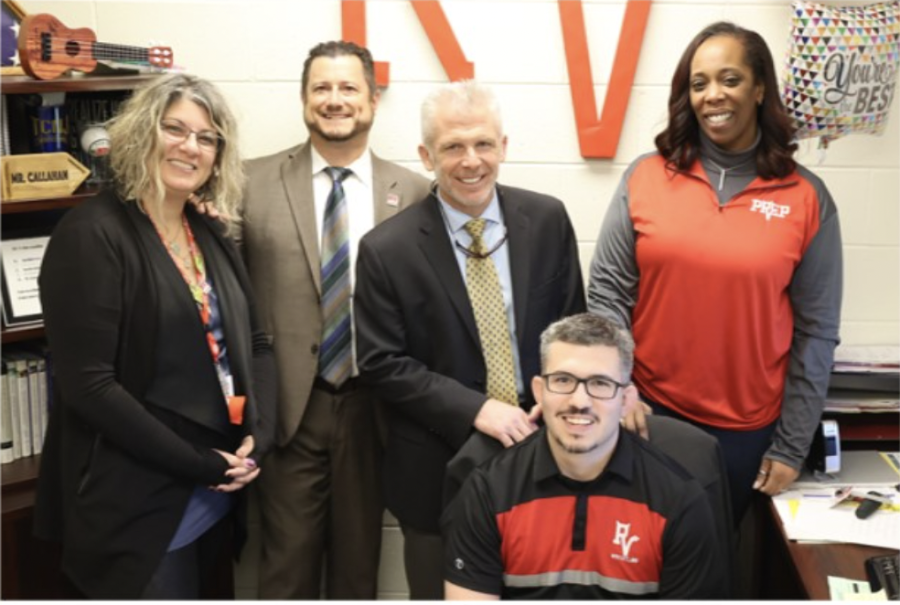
[187,193,233,221]
[474,398,537,448]
[620,397,651,440]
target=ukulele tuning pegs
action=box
[147,43,174,68]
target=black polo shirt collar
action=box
[533,425,637,486]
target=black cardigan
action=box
[33,191,277,598]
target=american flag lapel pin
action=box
[386,193,399,208]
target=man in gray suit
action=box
[241,41,431,599]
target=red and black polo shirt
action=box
[442,428,727,599]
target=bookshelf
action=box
[1,455,41,517]
[2,73,159,94]
[1,186,99,214]
[2,326,44,344]
[1,76,155,339]
[1,72,158,600]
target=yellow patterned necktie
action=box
[463,218,519,406]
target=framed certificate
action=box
[1,235,49,328]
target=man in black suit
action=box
[354,80,585,599]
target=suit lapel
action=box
[417,197,481,346]
[281,143,322,294]
[499,186,532,347]
[372,153,413,222]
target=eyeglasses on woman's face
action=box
[160,119,221,152]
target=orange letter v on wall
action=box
[559,0,651,159]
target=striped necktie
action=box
[464,218,519,405]
[319,167,353,387]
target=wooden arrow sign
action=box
[2,152,90,202]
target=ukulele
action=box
[17,13,174,80]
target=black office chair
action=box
[642,415,735,594]
[442,415,735,594]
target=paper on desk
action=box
[828,576,887,601]
[774,489,900,549]
[884,453,900,475]
[793,451,900,489]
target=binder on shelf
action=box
[22,351,46,454]
[2,347,52,460]
[3,356,22,461]
[12,355,32,458]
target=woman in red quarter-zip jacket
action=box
[588,21,841,526]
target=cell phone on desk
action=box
[855,493,884,519]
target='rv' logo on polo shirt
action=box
[750,199,791,221]
[611,520,640,563]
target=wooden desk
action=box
[761,413,899,600]
[767,500,898,600]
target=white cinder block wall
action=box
[19,0,900,599]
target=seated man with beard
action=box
[442,313,728,600]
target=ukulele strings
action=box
[42,36,154,63]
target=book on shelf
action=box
[3,356,22,461]
[1,347,52,463]
[23,342,52,451]
[22,351,47,455]
[12,355,32,458]
[25,92,68,153]
[1,94,9,157]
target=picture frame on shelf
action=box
[1,0,26,76]
[0,235,48,330]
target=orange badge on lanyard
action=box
[228,396,246,425]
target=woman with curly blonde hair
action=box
[34,73,276,599]
[107,72,245,232]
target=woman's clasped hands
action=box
[211,435,260,492]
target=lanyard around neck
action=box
[146,210,221,365]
